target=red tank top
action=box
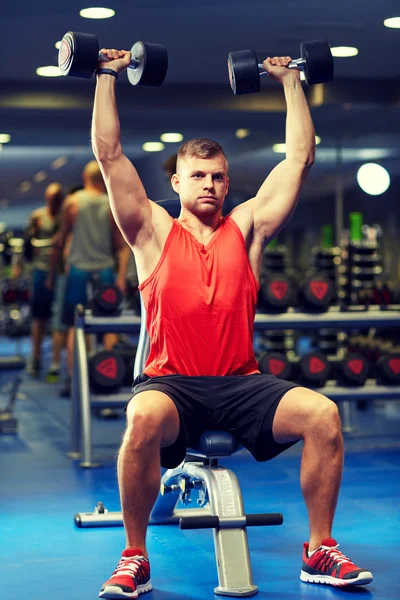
[139,216,260,376]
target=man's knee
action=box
[308,395,342,442]
[125,392,179,449]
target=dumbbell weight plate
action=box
[258,352,292,380]
[260,273,294,312]
[300,274,335,311]
[88,351,126,393]
[339,352,370,386]
[127,41,168,87]
[300,39,334,85]
[59,31,99,78]
[376,354,400,384]
[228,49,260,95]
[300,351,331,386]
[92,284,124,316]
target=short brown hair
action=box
[177,138,227,172]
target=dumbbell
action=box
[299,351,332,387]
[228,39,334,95]
[376,354,400,385]
[297,274,335,312]
[259,273,295,312]
[88,350,126,394]
[258,352,293,381]
[58,31,168,87]
[337,353,370,387]
[88,283,124,317]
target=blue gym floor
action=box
[1,338,399,600]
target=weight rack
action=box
[70,304,400,468]
[70,305,141,467]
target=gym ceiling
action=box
[0,0,399,205]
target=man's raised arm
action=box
[91,49,152,246]
[251,56,315,241]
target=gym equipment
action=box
[259,273,294,312]
[299,351,331,387]
[297,273,335,312]
[89,283,124,317]
[258,352,293,380]
[228,38,333,95]
[376,354,400,385]
[0,356,26,434]
[113,339,138,387]
[58,31,168,87]
[338,352,370,386]
[88,350,126,393]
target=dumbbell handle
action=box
[259,57,305,76]
[98,52,139,71]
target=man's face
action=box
[171,154,229,216]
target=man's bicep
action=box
[99,154,151,243]
[252,159,309,239]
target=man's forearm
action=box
[283,78,315,165]
[92,75,122,161]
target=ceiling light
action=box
[0,134,11,143]
[142,142,165,152]
[272,143,286,153]
[80,7,116,19]
[160,133,183,143]
[236,129,251,139]
[357,163,390,195]
[20,181,32,193]
[36,66,63,77]
[384,17,400,28]
[315,136,321,145]
[33,171,48,183]
[55,41,62,49]
[330,46,358,57]
[51,156,68,169]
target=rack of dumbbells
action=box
[257,240,296,363]
[70,284,141,468]
[257,217,400,437]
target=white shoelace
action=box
[321,545,352,566]
[112,556,144,579]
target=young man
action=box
[92,49,373,598]
[25,182,64,378]
[47,160,131,397]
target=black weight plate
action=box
[92,284,123,316]
[258,352,292,380]
[228,49,260,95]
[260,273,293,311]
[377,354,400,384]
[300,39,334,85]
[128,41,168,87]
[301,274,334,311]
[88,351,126,393]
[59,31,99,78]
[340,352,370,386]
[300,351,331,386]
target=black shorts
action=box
[130,373,300,469]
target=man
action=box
[48,160,131,397]
[92,49,373,598]
[25,182,64,378]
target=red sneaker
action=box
[300,537,373,587]
[99,548,152,599]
